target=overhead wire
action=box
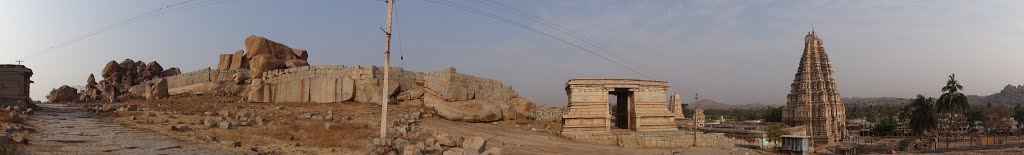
[395,1,406,68]
[423,0,658,80]
[24,0,224,60]
[473,0,658,79]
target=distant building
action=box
[0,64,33,106]
[782,30,847,145]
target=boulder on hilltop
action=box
[243,35,309,77]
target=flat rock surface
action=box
[23,104,235,154]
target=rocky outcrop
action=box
[76,59,178,103]
[423,93,502,122]
[162,68,181,77]
[48,85,79,103]
[243,35,310,77]
[80,74,103,102]
[101,61,121,78]
[145,78,169,100]
[217,54,233,70]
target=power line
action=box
[24,0,224,60]
[423,0,658,79]
[473,0,654,78]
[395,1,406,68]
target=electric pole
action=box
[15,60,22,65]
[380,0,395,139]
[693,92,698,146]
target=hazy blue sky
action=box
[2,0,1023,105]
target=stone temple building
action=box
[782,30,847,145]
[0,64,33,106]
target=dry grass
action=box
[113,95,423,153]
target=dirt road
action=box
[22,104,236,154]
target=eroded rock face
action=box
[243,35,309,77]
[146,78,169,100]
[79,59,179,102]
[423,93,502,122]
[48,85,79,103]
[248,55,286,78]
[162,68,181,77]
[291,49,308,61]
[229,50,247,70]
[86,74,97,86]
[102,61,122,78]
[284,59,309,68]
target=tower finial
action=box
[811,25,816,34]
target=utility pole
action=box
[380,0,395,139]
[15,60,22,65]
[693,92,698,147]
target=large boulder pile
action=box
[244,35,309,77]
[78,59,179,102]
[47,85,79,103]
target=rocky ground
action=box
[23,103,235,154]
[6,94,776,154]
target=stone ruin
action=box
[560,78,743,148]
[0,64,33,107]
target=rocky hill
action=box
[843,84,1024,106]
[969,84,1024,106]
[843,97,912,106]
[692,99,774,109]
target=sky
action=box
[2,0,1023,105]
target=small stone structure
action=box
[782,30,847,145]
[560,79,734,148]
[562,79,676,134]
[0,64,32,106]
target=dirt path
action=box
[22,104,236,154]
[421,118,769,155]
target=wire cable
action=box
[423,0,658,79]
[24,0,224,60]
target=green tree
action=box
[936,74,970,120]
[873,117,898,136]
[764,123,790,144]
[45,88,56,100]
[764,106,783,122]
[905,95,938,136]
[1014,104,1024,125]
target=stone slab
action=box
[339,77,354,101]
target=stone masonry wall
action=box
[128,68,250,96]
[249,65,520,105]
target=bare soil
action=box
[35,95,772,154]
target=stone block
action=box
[339,77,354,101]
[229,50,247,70]
[217,54,233,71]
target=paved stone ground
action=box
[22,104,235,154]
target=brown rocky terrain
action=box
[18,35,776,154]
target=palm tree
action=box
[936,74,969,146]
[937,74,969,115]
[906,95,938,136]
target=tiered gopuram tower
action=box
[782,30,847,145]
